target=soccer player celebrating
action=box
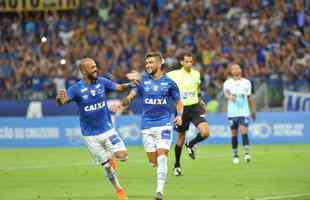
[223,64,256,164]
[56,58,134,200]
[166,52,209,176]
[122,52,183,200]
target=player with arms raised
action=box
[56,58,134,200]
[123,52,183,200]
[223,64,256,164]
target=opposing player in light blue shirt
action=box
[56,58,134,200]
[223,64,256,165]
[122,52,183,200]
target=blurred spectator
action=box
[0,0,308,107]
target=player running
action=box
[223,64,256,164]
[56,58,134,200]
[122,52,183,200]
[166,52,210,176]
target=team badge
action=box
[90,89,96,96]
[153,85,159,91]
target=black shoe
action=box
[154,192,163,200]
[185,143,196,160]
[173,167,182,176]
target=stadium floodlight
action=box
[41,36,47,43]
[60,59,66,65]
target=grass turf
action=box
[0,144,309,200]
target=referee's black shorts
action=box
[175,103,207,132]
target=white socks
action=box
[104,164,121,190]
[156,155,168,194]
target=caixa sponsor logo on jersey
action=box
[84,101,106,111]
[144,98,167,105]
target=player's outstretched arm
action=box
[118,89,137,113]
[248,95,256,120]
[56,89,70,106]
[115,82,137,92]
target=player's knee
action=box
[200,127,209,138]
[114,151,128,161]
[240,127,248,134]
[148,156,157,167]
[198,123,209,137]
[149,161,157,167]
[231,130,238,137]
[157,149,169,156]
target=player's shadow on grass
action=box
[37,196,114,199]
[39,195,152,199]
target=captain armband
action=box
[122,82,136,90]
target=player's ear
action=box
[180,60,184,66]
[80,67,86,75]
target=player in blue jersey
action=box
[223,64,256,164]
[121,52,183,200]
[56,58,134,200]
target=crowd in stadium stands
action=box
[0,0,309,103]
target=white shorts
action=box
[83,128,127,164]
[141,125,173,152]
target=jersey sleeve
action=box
[169,79,181,101]
[101,77,117,91]
[67,85,77,102]
[134,75,147,95]
[223,80,231,94]
[196,71,201,85]
[166,71,176,80]
[244,80,252,96]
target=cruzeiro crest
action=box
[153,85,159,91]
[90,89,96,96]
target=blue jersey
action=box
[136,75,181,129]
[67,77,117,136]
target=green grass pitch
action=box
[0,144,309,200]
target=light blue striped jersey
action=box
[223,78,252,118]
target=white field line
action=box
[0,162,90,171]
[255,193,310,200]
[0,148,308,171]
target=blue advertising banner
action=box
[284,90,310,112]
[0,112,309,148]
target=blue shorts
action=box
[228,117,250,130]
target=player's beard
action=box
[87,71,98,81]
[146,66,158,76]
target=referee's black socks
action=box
[188,133,206,148]
[174,145,182,167]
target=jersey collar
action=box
[181,67,192,74]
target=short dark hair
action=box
[144,51,163,63]
[178,52,194,62]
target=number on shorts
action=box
[161,130,171,140]
[109,135,121,145]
